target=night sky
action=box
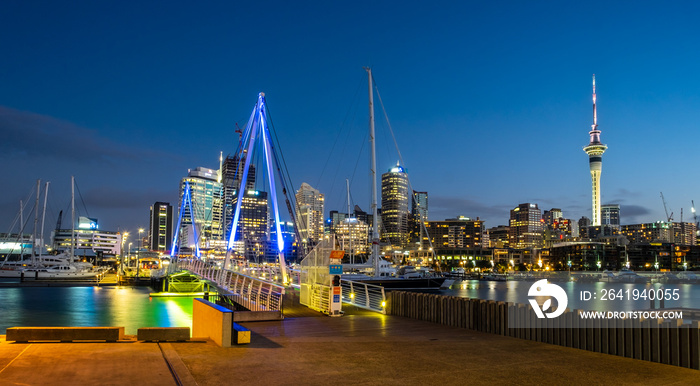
[2,1,700,236]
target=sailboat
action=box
[0,177,100,280]
[341,68,452,290]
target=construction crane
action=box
[660,192,673,222]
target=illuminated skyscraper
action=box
[230,189,268,261]
[295,182,325,246]
[221,154,256,242]
[149,202,173,253]
[411,191,428,243]
[583,75,608,226]
[381,164,410,247]
[509,203,543,249]
[601,204,620,230]
[178,167,223,249]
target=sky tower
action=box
[583,75,608,226]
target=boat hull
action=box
[353,276,449,289]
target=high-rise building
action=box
[295,183,325,245]
[542,208,562,227]
[149,202,173,253]
[411,191,428,242]
[601,204,621,229]
[583,75,608,226]
[270,221,299,263]
[487,226,510,248]
[178,167,223,250]
[425,217,483,249]
[509,203,543,249]
[230,189,269,261]
[221,154,256,241]
[381,164,410,247]
[334,218,370,256]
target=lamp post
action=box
[128,242,133,274]
[121,232,129,275]
[138,228,144,277]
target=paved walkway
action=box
[1,312,698,385]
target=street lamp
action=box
[128,242,133,272]
[121,232,129,274]
[138,228,144,277]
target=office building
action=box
[509,203,543,249]
[177,167,223,250]
[425,217,483,249]
[381,164,410,247]
[295,183,325,246]
[221,154,256,241]
[148,202,173,253]
[601,204,621,229]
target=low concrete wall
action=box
[387,291,700,370]
[6,327,125,342]
[233,311,283,322]
[193,298,233,347]
[137,327,190,342]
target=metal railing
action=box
[179,259,286,313]
[340,279,387,314]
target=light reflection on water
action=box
[434,280,700,312]
[0,286,194,335]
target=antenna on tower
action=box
[592,74,597,129]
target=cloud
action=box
[621,204,652,218]
[83,186,176,210]
[429,195,510,224]
[0,106,169,163]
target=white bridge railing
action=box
[340,279,386,314]
[179,259,286,313]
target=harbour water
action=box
[0,286,194,335]
[438,279,700,312]
[2,280,699,335]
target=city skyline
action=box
[3,1,700,234]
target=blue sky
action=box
[2,1,700,235]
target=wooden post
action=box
[641,318,651,361]
[660,321,671,365]
[632,318,642,360]
[679,324,690,368]
[600,318,609,354]
[650,319,662,363]
[690,321,700,370]
[670,319,682,366]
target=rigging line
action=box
[372,74,404,166]
[373,75,437,257]
[6,187,37,233]
[348,129,368,195]
[315,73,365,189]
[265,102,300,214]
[74,180,90,219]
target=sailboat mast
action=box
[39,181,50,260]
[31,179,40,265]
[346,178,353,265]
[366,67,380,277]
[71,176,75,264]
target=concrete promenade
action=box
[1,309,698,385]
